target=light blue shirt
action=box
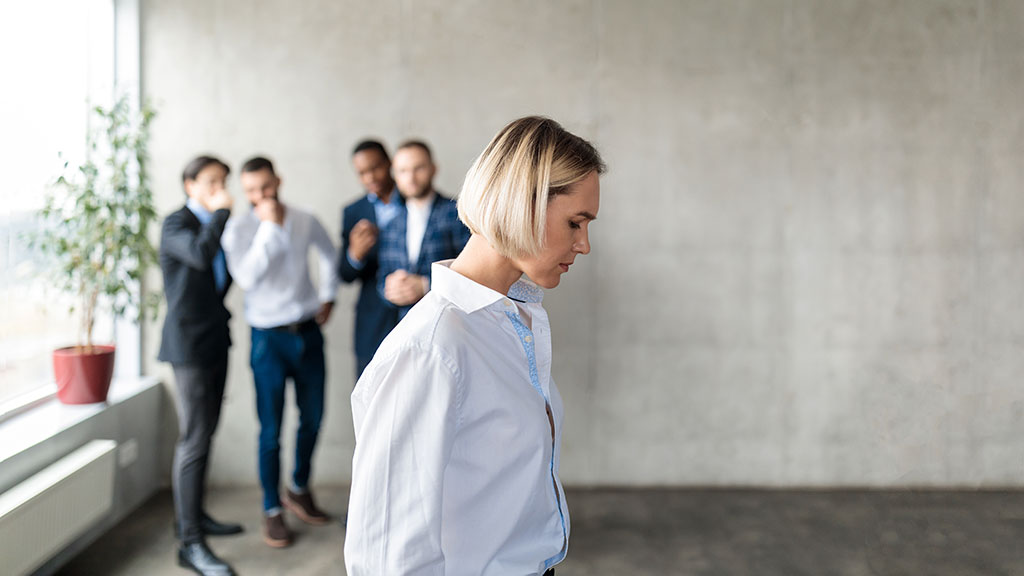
[186,198,228,293]
[369,188,401,229]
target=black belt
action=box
[263,317,318,334]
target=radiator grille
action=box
[0,440,117,576]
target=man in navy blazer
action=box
[377,140,471,319]
[158,155,242,576]
[338,140,403,378]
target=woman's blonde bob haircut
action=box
[457,116,606,259]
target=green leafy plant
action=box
[29,94,159,350]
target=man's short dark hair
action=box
[241,156,276,175]
[182,155,229,186]
[352,140,390,162]
[395,140,433,161]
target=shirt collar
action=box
[406,191,437,215]
[508,278,544,303]
[366,187,400,206]
[186,198,213,224]
[431,259,543,314]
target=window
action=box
[0,0,119,412]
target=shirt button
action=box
[504,300,513,307]
[524,335,532,343]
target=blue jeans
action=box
[250,324,326,512]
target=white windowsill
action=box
[0,376,160,465]
[0,385,59,424]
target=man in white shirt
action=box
[376,141,470,320]
[220,156,339,548]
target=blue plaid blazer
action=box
[377,192,471,318]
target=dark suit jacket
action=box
[157,206,232,367]
[376,192,471,319]
[338,195,400,360]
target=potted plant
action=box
[29,94,159,404]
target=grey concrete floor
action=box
[57,488,1024,575]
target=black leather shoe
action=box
[177,541,235,576]
[200,512,244,536]
[175,512,244,539]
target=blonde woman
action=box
[345,116,605,576]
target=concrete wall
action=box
[141,0,1024,487]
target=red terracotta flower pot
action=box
[53,345,116,404]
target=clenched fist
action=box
[255,197,285,225]
[348,218,378,262]
[384,269,429,307]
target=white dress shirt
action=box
[221,204,339,329]
[346,260,569,576]
[405,192,434,265]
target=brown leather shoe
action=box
[284,489,330,525]
[262,512,291,548]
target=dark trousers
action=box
[355,354,373,382]
[251,324,326,512]
[172,357,228,544]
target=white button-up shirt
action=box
[221,204,339,329]
[405,192,434,265]
[346,260,569,576]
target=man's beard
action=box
[250,194,278,208]
[403,184,433,200]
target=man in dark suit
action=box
[338,140,403,378]
[377,140,471,319]
[158,155,241,576]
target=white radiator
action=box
[0,440,117,576]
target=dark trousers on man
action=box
[172,357,229,544]
[250,322,326,512]
[355,355,373,381]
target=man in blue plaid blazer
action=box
[377,140,471,319]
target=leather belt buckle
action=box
[271,317,315,333]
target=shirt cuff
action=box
[347,252,366,270]
[320,280,340,303]
[245,220,287,259]
[255,220,287,243]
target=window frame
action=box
[0,0,142,422]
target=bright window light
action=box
[0,0,116,409]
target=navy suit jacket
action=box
[377,192,471,319]
[157,206,232,367]
[338,195,400,360]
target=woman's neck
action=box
[449,235,523,296]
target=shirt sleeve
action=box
[338,206,372,282]
[375,225,401,309]
[221,216,288,291]
[160,209,230,271]
[345,343,461,576]
[309,215,340,302]
[346,252,367,271]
